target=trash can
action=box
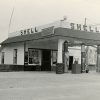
[72,64,81,74]
[56,63,64,74]
[86,69,89,73]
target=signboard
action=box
[19,22,100,36]
[8,21,100,38]
[69,23,100,33]
[41,26,54,36]
[20,27,38,36]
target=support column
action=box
[24,42,28,71]
[56,39,64,74]
[63,41,69,73]
[81,44,86,72]
[97,45,100,72]
[24,42,26,71]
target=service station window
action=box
[28,49,40,65]
[24,52,28,64]
[13,49,17,64]
[52,51,57,66]
[1,52,5,64]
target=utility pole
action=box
[8,7,14,34]
[8,0,16,35]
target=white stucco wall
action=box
[0,40,82,65]
[69,46,81,64]
[0,43,24,65]
[86,46,97,65]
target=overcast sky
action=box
[0,0,100,42]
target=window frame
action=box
[28,48,40,65]
[13,49,17,64]
[51,50,57,66]
[1,52,5,64]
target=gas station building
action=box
[0,21,99,73]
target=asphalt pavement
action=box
[0,71,100,100]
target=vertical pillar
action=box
[63,41,69,73]
[24,42,26,71]
[56,39,64,74]
[81,44,86,72]
[97,45,100,72]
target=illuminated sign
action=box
[9,21,100,38]
[20,23,100,36]
[20,26,54,36]
[70,23,100,33]
[20,27,38,35]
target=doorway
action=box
[68,56,73,70]
[41,50,51,71]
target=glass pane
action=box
[28,49,40,64]
[52,51,57,65]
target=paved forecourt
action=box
[0,71,100,100]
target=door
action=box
[41,50,51,71]
[69,56,73,70]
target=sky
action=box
[0,0,100,42]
